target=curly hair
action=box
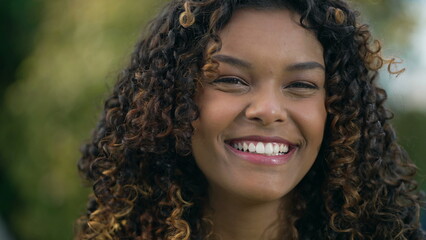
[75,0,425,239]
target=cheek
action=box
[192,89,243,136]
[292,99,327,145]
[190,89,231,157]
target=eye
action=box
[209,76,250,93]
[286,81,318,89]
[283,81,320,98]
[212,77,248,86]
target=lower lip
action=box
[225,144,295,165]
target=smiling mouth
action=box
[226,141,292,156]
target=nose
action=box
[244,87,287,125]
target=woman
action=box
[75,0,425,239]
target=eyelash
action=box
[286,81,318,89]
[212,77,318,90]
[212,77,248,86]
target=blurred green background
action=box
[0,0,425,239]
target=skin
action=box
[191,9,327,240]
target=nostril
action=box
[245,109,286,125]
[244,93,287,125]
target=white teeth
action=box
[231,141,291,155]
[255,142,265,154]
[265,143,273,155]
[273,144,280,155]
[243,142,248,152]
[249,143,256,153]
[282,144,289,153]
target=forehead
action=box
[217,9,324,65]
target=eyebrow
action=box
[212,54,325,72]
[212,54,252,69]
[285,61,325,72]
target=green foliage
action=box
[354,0,417,49]
[392,111,426,190]
[0,0,42,97]
[0,0,166,239]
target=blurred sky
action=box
[388,0,426,111]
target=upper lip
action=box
[225,135,297,146]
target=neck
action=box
[204,188,287,240]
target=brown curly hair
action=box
[75,0,425,239]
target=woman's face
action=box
[191,9,327,203]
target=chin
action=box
[226,182,293,204]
